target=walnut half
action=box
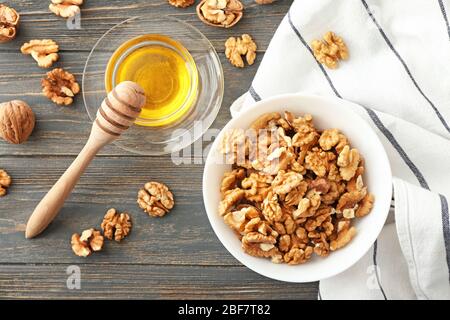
[168,0,195,8]
[71,228,104,257]
[41,68,80,106]
[101,208,132,241]
[311,31,348,69]
[225,34,257,68]
[137,181,175,217]
[21,39,59,68]
[0,169,12,197]
[49,0,83,18]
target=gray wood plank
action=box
[0,264,318,299]
[0,156,233,265]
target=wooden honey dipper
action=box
[25,81,146,239]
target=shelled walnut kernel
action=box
[41,68,80,106]
[137,181,175,217]
[218,111,374,265]
[0,169,12,197]
[71,228,104,257]
[49,0,83,18]
[21,39,59,68]
[225,34,257,68]
[311,31,348,69]
[101,208,132,241]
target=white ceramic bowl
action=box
[203,94,392,283]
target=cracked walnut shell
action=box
[0,100,35,144]
[0,4,19,43]
[225,34,257,68]
[101,208,132,241]
[168,0,195,8]
[311,31,348,69]
[21,39,59,68]
[138,181,175,217]
[197,0,243,28]
[71,228,104,257]
[41,68,80,106]
[0,169,11,197]
[49,0,83,18]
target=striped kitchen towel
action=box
[230,0,450,299]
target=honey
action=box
[105,35,198,127]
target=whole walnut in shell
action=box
[0,100,35,144]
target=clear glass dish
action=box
[83,16,224,155]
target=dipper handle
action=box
[25,81,145,238]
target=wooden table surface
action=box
[0,0,319,299]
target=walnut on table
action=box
[225,34,257,68]
[137,181,175,217]
[168,0,195,8]
[101,208,132,241]
[41,68,80,106]
[0,100,35,144]
[71,228,104,257]
[311,31,348,69]
[0,169,12,197]
[197,0,244,28]
[49,0,83,18]
[21,39,59,68]
[0,4,20,43]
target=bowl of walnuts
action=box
[203,93,392,282]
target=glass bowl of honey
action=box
[83,16,223,155]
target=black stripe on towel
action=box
[364,108,430,190]
[318,288,322,300]
[361,0,450,134]
[249,85,262,102]
[287,11,342,99]
[438,0,450,41]
[286,9,431,190]
[439,194,450,282]
[373,240,387,299]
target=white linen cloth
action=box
[230,0,450,299]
